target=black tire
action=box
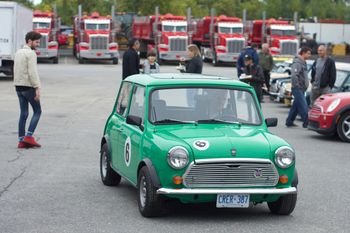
[268,171,298,215]
[53,57,59,64]
[79,57,85,64]
[100,143,121,186]
[137,166,164,217]
[112,58,119,65]
[337,111,350,142]
[212,52,219,67]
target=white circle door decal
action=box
[124,137,131,166]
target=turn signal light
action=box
[173,176,183,185]
[279,175,289,184]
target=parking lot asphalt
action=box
[0,57,349,233]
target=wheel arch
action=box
[137,158,161,188]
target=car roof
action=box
[336,62,350,72]
[124,73,251,88]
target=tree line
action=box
[5,0,350,25]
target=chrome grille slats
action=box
[183,160,279,188]
[226,39,244,53]
[169,37,187,51]
[39,35,47,48]
[90,36,108,50]
[280,41,298,55]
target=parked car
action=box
[99,73,298,217]
[308,92,350,142]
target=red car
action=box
[308,92,350,142]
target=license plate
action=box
[216,194,250,208]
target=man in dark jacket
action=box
[237,43,259,78]
[122,39,140,80]
[242,54,265,103]
[310,45,336,105]
[286,47,312,128]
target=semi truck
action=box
[73,5,119,64]
[33,10,59,63]
[132,9,192,63]
[192,14,246,66]
[0,1,32,79]
[248,18,299,56]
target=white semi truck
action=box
[0,1,33,79]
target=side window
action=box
[128,85,146,121]
[116,82,132,116]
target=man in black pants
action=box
[122,39,140,80]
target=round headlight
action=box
[275,146,295,168]
[167,146,189,169]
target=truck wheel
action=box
[100,143,121,186]
[53,57,59,64]
[202,54,209,63]
[112,58,119,65]
[137,166,164,217]
[79,57,85,64]
[337,111,350,142]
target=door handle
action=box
[116,128,124,132]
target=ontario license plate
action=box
[216,194,250,208]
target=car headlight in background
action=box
[275,146,295,168]
[167,146,189,169]
[327,98,341,113]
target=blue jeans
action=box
[286,88,308,127]
[17,88,42,138]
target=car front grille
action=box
[308,120,320,129]
[227,39,244,53]
[183,160,279,188]
[280,41,298,55]
[169,37,187,51]
[311,105,322,113]
[90,36,108,50]
[39,35,47,48]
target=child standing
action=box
[143,50,160,74]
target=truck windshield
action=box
[33,22,50,29]
[163,25,187,32]
[271,29,295,36]
[219,27,243,34]
[85,23,109,30]
[150,87,261,125]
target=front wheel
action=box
[267,193,297,215]
[100,143,121,186]
[337,111,350,142]
[137,166,164,217]
[112,58,119,65]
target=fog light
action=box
[279,175,289,184]
[173,176,183,185]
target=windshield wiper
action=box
[197,119,241,125]
[154,119,196,125]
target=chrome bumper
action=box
[157,187,297,195]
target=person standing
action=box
[122,38,140,80]
[180,44,203,74]
[237,43,259,78]
[286,47,312,128]
[242,55,265,103]
[310,45,336,105]
[14,31,42,148]
[143,50,160,74]
[258,43,274,91]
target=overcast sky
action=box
[33,0,42,5]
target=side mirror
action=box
[126,115,143,130]
[265,118,278,127]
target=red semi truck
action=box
[248,18,299,56]
[73,6,119,64]
[33,10,59,63]
[192,15,246,65]
[132,13,191,63]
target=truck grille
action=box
[169,37,187,51]
[39,35,47,48]
[90,36,108,50]
[227,39,244,53]
[183,160,279,188]
[280,41,298,55]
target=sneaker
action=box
[18,141,28,149]
[286,123,298,127]
[23,136,41,147]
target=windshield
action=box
[163,25,187,32]
[85,23,109,30]
[219,26,243,34]
[33,22,50,29]
[150,87,261,125]
[334,70,349,88]
[271,29,295,36]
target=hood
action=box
[155,125,271,161]
[271,35,297,41]
[219,34,244,40]
[34,29,50,34]
[85,30,110,36]
[162,32,188,38]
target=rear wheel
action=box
[337,111,350,142]
[100,143,121,186]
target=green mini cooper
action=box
[100,73,297,217]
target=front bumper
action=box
[80,50,119,60]
[157,187,297,195]
[217,53,239,62]
[36,49,58,59]
[159,51,188,61]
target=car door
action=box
[109,82,133,173]
[117,85,146,184]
